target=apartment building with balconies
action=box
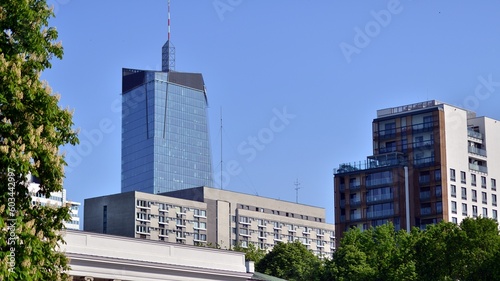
[334,100,500,244]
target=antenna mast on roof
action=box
[162,0,175,72]
[294,179,303,203]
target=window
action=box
[194,209,206,217]
[482,176,487,188]
[482,192,488,204]
[472,190,477,202]
[452,217,458,224]
[492,179,497,191]
[194,221,206,229]
[473,205,478,217]
[450,169,456,182]
[240,216,250,224]
[461,187,467,200]
[451,185,456,198]
[461,171,466,184]
[451,201,457,214]
[493,194,497,206]
[435,186,442,197]
[494,210,498,221]
[483,207,488,217]
[435,170,441,181]
[462,203,468,216]
[436,201,443,213]
[471,174,477,186]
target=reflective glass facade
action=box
[122,70,213,194]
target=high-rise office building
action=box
[121,37,213,194]
[334,100,500,244]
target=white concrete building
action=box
[61,230,254,281]
[85,186,335,257]
[28,174,81,230]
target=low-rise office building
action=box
[85,186,335,256]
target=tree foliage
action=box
[233,242,267,264]
[256,218,500,281]
[0,0,78,280]
[256,240,323,281]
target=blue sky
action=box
[43,0,500,225]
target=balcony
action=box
[468,146,487,157]
[366,209,394,219]
[334,152,406,174]
[419,191,431,200]
[412,122,436,133]
[469,163,488,174]
[349,198,362,206]
[413,140,434,149]
[366,193,393,203]
[413,157,435,167]
[467,129,483,140]
[420,208,432,215]
[349,183,361,191]
[419,175,431,184]
[350,213,362,221]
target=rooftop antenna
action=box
[294,179,303,203]
[162,0,175,72]
[220,107,223,189]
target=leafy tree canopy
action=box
[0,0,78,280]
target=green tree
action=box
[256,240,323,281]
[0,1,78,280]
[414,218,500,281]
[233,242,267,264]
[331,223,418,281]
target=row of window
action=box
[237,216,333,236]
[136,200,206,217]
[450,201,498,219]
[450,185,497,205]
[238,204,323,222]
[450,169,496,189]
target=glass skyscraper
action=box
[121,68,213,194]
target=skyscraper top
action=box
[162,0,175,72]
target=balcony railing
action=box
[469,163,488,173]
[349,185,361,191]
[366,193,393,203]
[366,209,394,219]
[350,198,362,206]
[413,140,434,149]
[414,157,435,167]
[420,191,431,200]
[421,208,432,215]
[412,122,435,133]
[468,146,487,157]
[350,213,362,220]
[467,129,483,140]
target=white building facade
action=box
[28,175,81,230]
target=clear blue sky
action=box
[43,0,500,225]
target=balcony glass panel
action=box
[469,163,488,173]
[467,129,483,140]
[468,146,487,157]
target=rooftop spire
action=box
[162,0,175,72]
